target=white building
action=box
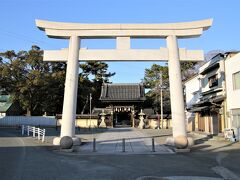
[225,52,240,139]
[184,52,240,136]
[184,74,200,131]
[197,53,226,135]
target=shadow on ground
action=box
[0,127,240,180]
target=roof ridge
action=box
[100,83,145,102]
[104,83,143,86]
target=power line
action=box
[0,28,55,47]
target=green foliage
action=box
[143,64,169,89]
[0,46,52,115]
[80,61,115,83]
[79,61,115,113]
[142,64,170,114]
[0,46,115,115]
[180,61,197,81]
[142,62,197,114]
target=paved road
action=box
[1,128,240,180]
[78,128,174,154]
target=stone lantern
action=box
[138,109,145,129]
[99,110,107,128]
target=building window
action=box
[208,74,218,88]
[233,71,240,90]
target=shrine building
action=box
[99,83,145,127]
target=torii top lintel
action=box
[36,19,212,62]
[36,19,212,39]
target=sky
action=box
[1,0,240,83]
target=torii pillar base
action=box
[53,137,81,146]
[165,136,194,149]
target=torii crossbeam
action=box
[36,19,212,148]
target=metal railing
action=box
[91,137,157,153]
[21,125,46,142]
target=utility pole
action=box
[89,93,92,128]
[156,71,163,130]
[155,75,160,130]
[160,72,163,129]
[90,93,92,119]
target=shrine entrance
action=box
[112,105,135,127]
[36,19,212,148]
[100,83,144,127]
[114,111,131,127]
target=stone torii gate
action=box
[36,19,212,148]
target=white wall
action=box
[0,116,56,127]
[184,74,200,108]
[225,53,240,137]
[225,53,240,111]
[184,75,200,131]
[0,113,6,116]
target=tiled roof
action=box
[0,102,12,112]
[0,95,12,112]
[0,95,10,102]
[100,83,145,102]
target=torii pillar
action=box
[36,19,212,148]
[60,36,80,144]
[167,35,188,148]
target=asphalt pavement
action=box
[0,127,240,180]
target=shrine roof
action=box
[100,83,145,102]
